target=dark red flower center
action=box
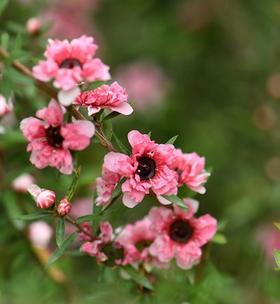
[136,156,156,180]
[46,126,64,148]
[169,219,193,244]
[59,58,82,69]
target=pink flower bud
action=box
[57,198,72,216]
[0,95,13,117]
[26,17,42,34]
[12,173,35,193]
[28,221,53,248]
[36,190,56,209]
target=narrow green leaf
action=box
[1,32,9,49]
[165,135,178,145]
[102,119,113,141]
[46,232,77,268]
[274,223,280,230]
[2,191,24,230]
[274,251,280,269]
[123,266,154,290]
[66,166,81,201]
[56,218,65,247]
[76,213,101,224]
[162,195,188,210]
[16,212,52,221]
[212,233,227,245]
[0,0,8,16]
[112,131,130,154]
[103,111,121,121]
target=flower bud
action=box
[57,198,72,216]
[0,95,13,117]
[37,190,56,209]
[28,221,53,248]
[12,173,35,193]
[26,17,42,35]
[27,184,56,209]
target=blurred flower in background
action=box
[12,173,35,193]
[116,61,170,112]
[255,224,280,265]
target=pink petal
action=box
[62,120,95,151]
[20,117,45,141]
[36,100,64,126]
[113,102,133,115]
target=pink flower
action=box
[33,36,110,90]
[97,130,178,208]
[12,173,35,193]
[116,61,170,111]
[20,100,95,174]
[76,82,133,116]
[172,150,210,194]
[28,221,53,248]
[116,218,157,265]
[28,184,56,209]
[81,221,113,262]
[0,95,13,117]
[26,17,42,34]
[79,223,93,242]
[148,199,217,269]
[57,198,72,216]
[255,224,280,264]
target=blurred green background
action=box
[0,0,280,303]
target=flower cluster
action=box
[17,34,217,277]
[81,199,217,269]
[96,130,209,208]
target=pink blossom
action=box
[12,173,35,193]
[28,221,53,248]
[116,218,157,265]
[20,100,95,174]
[172,150,210,194]
[33,36,110,90]
[0,95,13,117]
[255,224,280,264]
[116,61,170,111]
[97,130,178,208]
[81,221,114,263]
[26,17,42,34]
[76,82,133,116]
[28,184,56,209]
[57,198,72,216]
[148,199,217,269]
[79,223,93,242]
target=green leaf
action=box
[112,131,130,154]
[162,195,188,210]
[1,32,9,49]
[66,166,81,201]
[56,218,65,247]
[212,233,227,245]
[102,119,113,141]
[274,223,280,230]
[76,213,101,224]
[103,111,121,121]
[165,135,178,145]
[46,232,77,268]
[16,212,52,221]
[122,266,154,290]
[2,191,25,230]
[274,250,280,269]
[0,0,8,16]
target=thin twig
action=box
[65,215,96,242]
